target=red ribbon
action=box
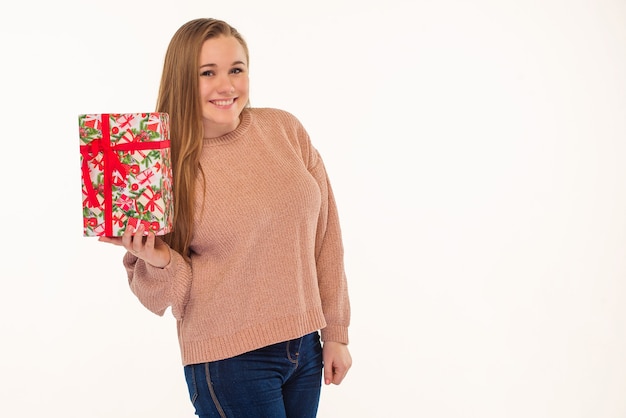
[80,114,170,236]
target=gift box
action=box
[79,112,174,237]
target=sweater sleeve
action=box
[308,147,351,345]
[123,246,193,320]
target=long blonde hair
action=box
[156,18,249,259]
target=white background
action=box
[1,0,625,417]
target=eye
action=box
[230,67,245,74]
[200,70,214,77]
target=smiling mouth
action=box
[211,98,236,106]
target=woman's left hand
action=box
[322,341,352,385]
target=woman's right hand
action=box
[98,223,171,268]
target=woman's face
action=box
[198,36,249,138]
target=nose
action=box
[216,74,235,95]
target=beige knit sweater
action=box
[123,108,350,365]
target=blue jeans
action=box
[184,332,323,418]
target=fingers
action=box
[104,222,169,268]
[323,362,334,385]
[322,343,352,385]
[324,359,350,385]
[121,222,136,249]
[99,224,146,248]
[121,223,147,256]
[145,230,156,253]
[131,224,146,254]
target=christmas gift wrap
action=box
[79,112,174,237]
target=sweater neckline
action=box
[202,108,252,146]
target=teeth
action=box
[213,99,234,106]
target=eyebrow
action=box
[199,60,246,69]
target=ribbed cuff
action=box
[320,325,349,345]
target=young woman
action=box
[100,18,351,417]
